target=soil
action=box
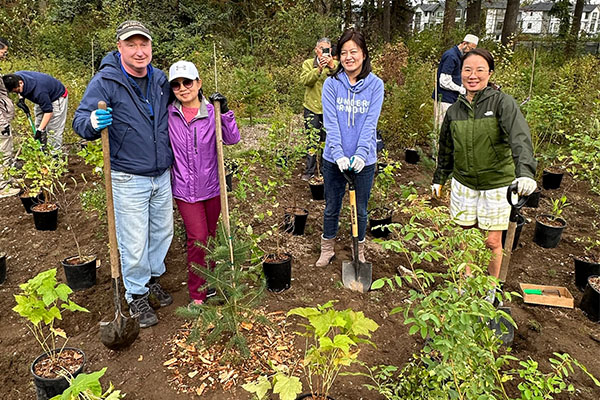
[31,202,57,212]
[369,207,392,220]
[263,253,292,264]
[537,214,567,227]
[1,136,600,399]
[590,276,600,292]
[33,349,84,379]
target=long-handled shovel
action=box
[341,171,372,293]
[499,183,529,283]
[98,101,140,350]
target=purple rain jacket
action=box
[168,98,240,203]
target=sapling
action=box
[49,367,126,400]
[12,269,89,366]
[550,195,569,220]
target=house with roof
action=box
[483,0,508,40]
[412,1,467,32]
[580,4,600,35]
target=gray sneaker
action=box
[148,281,173,308]
[129,294,158,328]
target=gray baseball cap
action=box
[116,20,152,41]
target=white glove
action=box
[431,184,442,198]
[336,157,351,172]
[512,177,537,196]
[459,86,466,95]
[350,156,365,173]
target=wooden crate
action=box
[519,283,574,309]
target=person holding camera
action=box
[300,38,338,181]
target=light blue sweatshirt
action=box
[322,71,384,166]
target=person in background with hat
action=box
[73,20,174,328]
[432,34,479,127]
[167,60,240,307]
[3,70,68,151]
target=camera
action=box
[322,47,331,57]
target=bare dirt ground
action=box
[1,129,599,399]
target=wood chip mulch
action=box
[164,310,302,396]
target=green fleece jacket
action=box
[300,57,338,114]
[433,86,537,190]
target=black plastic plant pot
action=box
[32,204,58,231]
[225,172,233,192]
[376,162,388,174]
[533,214,566,249]
[0,254,6,284]
[61,256,97,291]
[262,253,292,293]
[31,347,86,400]
[574,257,600,292]
[284,209,309,236]
[502,214,526,251]
[524,189,541,208]
[542,170,564,190]
[309,182,324,200]
[296,394,336,400]
[369,208,392,239]
[405,148,420,164]
[20,192,45,214]
[487,306,514,347]
[579,276,600,323]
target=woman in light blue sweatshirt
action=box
[315,29,384,268]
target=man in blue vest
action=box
[432,34,479,126]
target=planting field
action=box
[1,121,600,400]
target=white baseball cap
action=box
[168,61,199,82]
[463,34,479,46]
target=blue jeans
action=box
[111,169,174,302]
[322,160,375,241]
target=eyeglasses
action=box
[170,79,195,91]
[462,68,490,76]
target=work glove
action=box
[512,177,537,196]
[349,155,365,173]
[16,98,31,116]
[91,107,113,131]
[335,156,351,172]
[431,183,442,199]
[34,129,47,146]
[209,92,229,113]
[459,86,466,95]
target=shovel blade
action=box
[99,312,140,351]
[342,260,373,293]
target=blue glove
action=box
[349,156,365,173]
[91,107,113,131]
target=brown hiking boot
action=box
[316,236,335,267]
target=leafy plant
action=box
[49,367,126,400]
[12,269,89,364]
[242,366,302,400]
[550,195,569,220]
[175,219,265,361]
[560,118,600,194]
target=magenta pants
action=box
[175,196,221,301]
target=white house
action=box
[519,2,554,35]
[412,1,467,32]
[580,4,600,35]
[483,0,507,40]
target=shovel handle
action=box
[507,182,529,209]
[99,101,121,280]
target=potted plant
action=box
[306,126,325,200]
[368,161,398,238]
[533,195,568,248]
[573,236,600,291]
[243,301,379,400]
[579,275,600,323]
[52,175,98,291]
[262,222,293,292]
[403,131,420,164]
[49,367,126,400]
[284,194,309,236]
[12,268,89,400]
[224,158,239,192]
[0,252,6,284]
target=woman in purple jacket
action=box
[167,61,240,305]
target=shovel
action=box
[498,182,529,283]
[341,171,372,293]
[98,101,140,350]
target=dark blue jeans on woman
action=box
[322,159,376,241]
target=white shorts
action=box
[450,178,510,231]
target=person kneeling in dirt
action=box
[431,48,537,298]
[300,37,338,181]
[167,60,240,307]
[2,71,68,151]
[315,29,384,267]
[72,20,174,328]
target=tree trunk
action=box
[345,0,353,27]
[442,0,458,48]
[466,0,482,36]
[383,0,391,42]
[566,0,584,57]
[501,0,520,47]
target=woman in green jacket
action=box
[431,48,537,282]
